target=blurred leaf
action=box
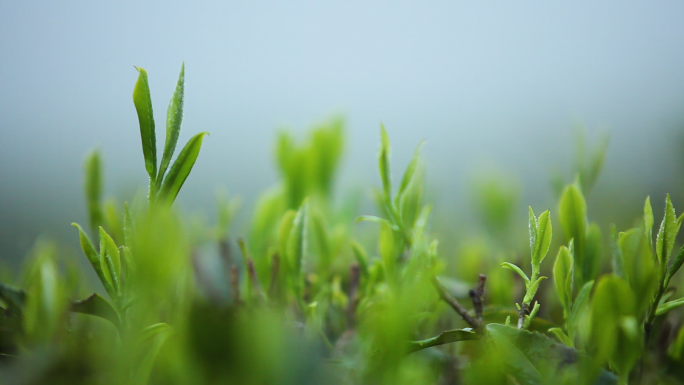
[558,183,587,284]
[22,242,67,345]
[396,140,425,204]
[548,327,573,346]
[132,66,157,183]
[585,223,602,283]
[311,210,331,276]
[656,298,684,316]
[287,200,308,277]
[569,280,593,333]
[523,276,546,304]
[378,124,392,200]
[486,323,617,385]
[619,228,658,314]
[84,149,103,234]
[666,247,684,287]
[351,240,369,279]
[158,132,208,204]
[590,275,641,377]
[609,225,625,279]
[0,282,26,312]
[135,323,172,385]
[356,215,399,231]
[553,246,573,314]
[157,62,185,186]
[70,293,120,330]
[644,196,654,256]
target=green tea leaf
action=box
[656,194,678,269]
[532,210,552,269]
[70,293,120,331]
[287,199,308,275]
[553,246,573,313]
[644,196,654,256]
[558,183,587,283]
[501,262,530,285]
[158,132,208,204]
[528,206,537,258]
[124,201,133,247]
[548,327,573,346]
[0,282,26,312]
[656,297,684,316]
[277,209,297,256]
[311,210,331,275]
[406,328,478,353]
[72,223,116,299]
[99,227,121,280]
[396,140,425,203]
[666,247,684,287]
[609,225,625,279]
[569,280,593,331]
[84,149,103,234]
[132,67,157,182]
[523,276,547,304]
[157,62,185,185]
[590,275,640,377]
[584,223,602,283]
[378,124,392,200]
[486,323,617,385]
[356,215,399,231]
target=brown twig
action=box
[468,274,487,321]
[231,264,240,305]
[432,276,484,332]
[346,264,361,329]
[268,252,280,298]
[247,258,263,300]
[517,302,530,330]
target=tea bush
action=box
[1,65,683,385]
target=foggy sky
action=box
[2,1,684,262]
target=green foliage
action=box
[4,65,684,385]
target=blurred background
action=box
[2,0,684,268]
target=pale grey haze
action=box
[2,1,684,262]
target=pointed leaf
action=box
[532,210,552,268]
[528,206,537,258]
[287,199,308,275]
[157,62,185,185]
[644,196,654,255]
[523,276,547,304]
[72,223,116,299]
[501,262,530,285]
[0,282,26,312]
[553,246,573,312]
[407,328,479,353]
[656,194,678,268]
[132,67,157,181]
[71,293,120,330]
[158,132,208,204]
[666,247,684,287]
[396,140,425,202]
[558,184,587,283]
[84,149,103,234]
[656,297,684,316]
[356,215,399,231]
[378,124,392,199]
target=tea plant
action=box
[1,64,684,385]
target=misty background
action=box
[2,1,684,267]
